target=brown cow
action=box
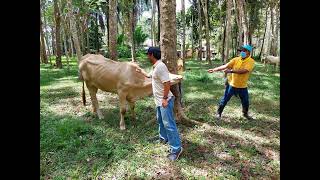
[79,54,182,130]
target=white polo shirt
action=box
[149,60,174,107]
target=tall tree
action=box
[201,0,211,65]
[275,2,280,56]
[120,0,137,62]
[270,0,278,56]
[223,0,232,64]
[156,0,160,45]
[67,0,82,64]
[159,0,184,121]
[197,0,202,61]
[54,0,62,68]
[131,1,137,61]
[151,0,156,46]
[264,5,271,56]
[181,0,186,66]
[40,9,48,64]
[109,0,118,60]
[259,6,268,60]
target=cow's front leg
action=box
[118,93,127,130]
[88,86,104,119]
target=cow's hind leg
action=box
[118,92,128,130]
[127,97,136,121]
[87,86,104,119]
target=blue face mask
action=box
[240,51,247,58]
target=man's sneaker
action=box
[147,136,168,144]
[167,147,183,161]
[215,113,221,120]
[243,113,254,120]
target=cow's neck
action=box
[133,79,153,98]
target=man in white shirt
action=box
[136,47,183,161]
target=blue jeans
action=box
[218,85,249,112]
[156,97,182,153]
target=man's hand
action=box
[136,68,150,78]
[162,98,168,108]
[207,68,217,73]
[136,68,142,73]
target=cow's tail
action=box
[82,81,86,106]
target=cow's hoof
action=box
[120,126,126,130]
[98,115,104,120]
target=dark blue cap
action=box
[146,47,161,54]
[146,47,161,60]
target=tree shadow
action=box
[179,132,279,179]
[40,86,80,105]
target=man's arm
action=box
[225,69,249,74]
[162,81,171,107]
[136,68,151,78]
[207,64,229,73]
[225,60,254,74]
[163,81,171,99]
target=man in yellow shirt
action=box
[177,53,184,107]
[208,45,255,120]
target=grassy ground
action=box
[40,56,280,179]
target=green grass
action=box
[40,57,280,179]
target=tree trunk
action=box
[54,0,62,68]
[181,0,186,66]
[270,3,277,56]
[40,13,48,64]
[264,6,271,56]
[160,0,186,122]
[95,13,99,52]
[101,4,109,52]
[202,0,211,65]
[224,0,232,64]
[81,16,86,53]
[109,0,118,60]
[151,0,156,46]
[67,0,82,64]
[241,0,249,45]
[63,30,70,70]
[191,11,194,59]
[276,3,280,56]
[156,0,160,45]
[234,0,242,47]
[259,7,268,60]
[85,14,90,54]
[130,0,137,62]
[197,0,202,61]
[43,13,52,64]
[51,25,56,57]
[221,17,226,63]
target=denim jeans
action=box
[156,97,182,153]
[218,85,249,110]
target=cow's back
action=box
[79,54,148,93]
[266,55,280,63]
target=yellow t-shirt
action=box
[177,58,184,75]
[226,56,255,88]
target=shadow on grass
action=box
[179,133,279,179]
[40,64,79,87]
[40,107,151,179]
[40,86,80,105]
